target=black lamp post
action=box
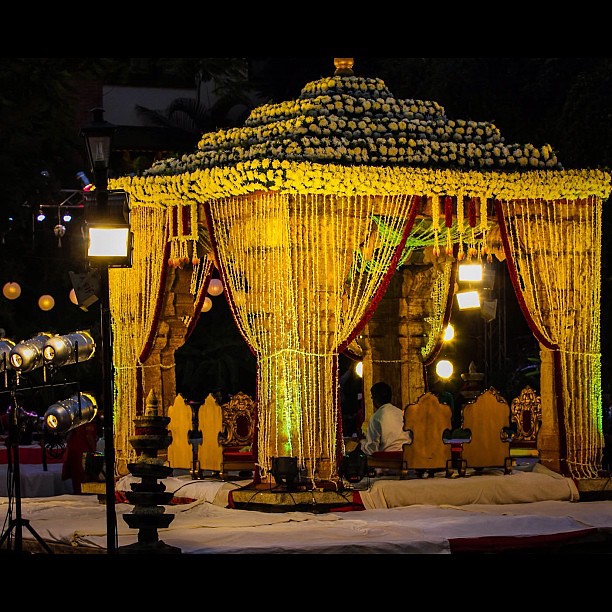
[80,107,132,555]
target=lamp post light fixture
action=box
[81,107,132,555]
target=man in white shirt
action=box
[360,381,411,455]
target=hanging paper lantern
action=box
[2,282,21,300]
[69,288,79,305]
[202,296,213,312]
[38,294,55,311]
[207,278,224,297]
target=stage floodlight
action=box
[458,262,483,282]
[43,331,96,368]
[84,189,132,268]
[456,290,481,310]
[9,332,54,373]
[0,339,15,373]
[44,392,98,434]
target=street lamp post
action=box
[81,108,132,555]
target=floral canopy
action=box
[112,59,611,481]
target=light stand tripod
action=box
[0,387,52,554]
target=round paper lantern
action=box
[207,278,224,296]
[202,296,213,312]
[3,282,21,300]
[69,288,79,305]
[38,294,55,311]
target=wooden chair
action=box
[508,386,542,466]
[168,391,257,480]
[402,392,453,478]
[460,387,513,473]
[168,393,220,475]
[218,391,257,479]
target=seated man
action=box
[360,381,411,455]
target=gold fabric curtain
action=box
[206,192,418,480]
[497,197,603,479]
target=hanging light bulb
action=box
[38,294,55,311]
[2,282,21,300]
[202,296,213,312]
[207,278,224,296]
[36,209,46,222]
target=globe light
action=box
[207,278,224,296]
[3,282,21,300]
[69,288,79,305]
[443,324,455,342]
[355,361,363,378]
[38,294,55,311]
[436,359,454,379]
[202,296,213,312]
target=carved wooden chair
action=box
[168,391,257,480]
[402,392,453,478]
[218,391,257,479]
[460,387,513,474]
[508,385,542,466]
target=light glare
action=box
[88,227,130,257]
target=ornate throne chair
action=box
[217,391,257,479]
[508,385,542,466]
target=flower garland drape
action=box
[497,196,603,479]
[205,191,418,479]
[109,202,210,465]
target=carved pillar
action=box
[140,267,195,439]
[362,264,434,423]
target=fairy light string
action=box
[207,191,414,480]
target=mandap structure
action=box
[111,58,611,485]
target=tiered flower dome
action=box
[144,72,562,177]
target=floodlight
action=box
[456,290,481,310]
[0,339,15,373]
[44,392,98,434]
[43,331,96,368]
[458,262,483,282]
[84,189,132,268]
[9,332,54,372]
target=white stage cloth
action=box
[0,463,72,498]
[359,464,579,509]
[2,494,611,554]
